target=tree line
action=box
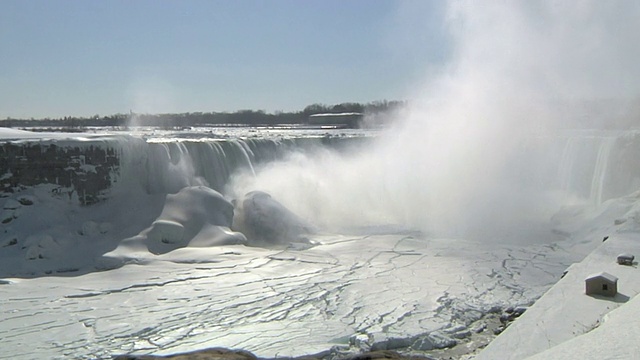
[0,100,406,128]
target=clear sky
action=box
[0,0,449,119]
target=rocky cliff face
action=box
[0,142,120,205]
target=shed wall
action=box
[585,278,617,296]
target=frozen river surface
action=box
[1,231,583,359]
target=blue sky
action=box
[0,0,449,118]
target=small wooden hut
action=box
[585,272,618,297]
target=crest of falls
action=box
[114,135,366,196]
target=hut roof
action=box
[585,272,618,283]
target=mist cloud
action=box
[229,1,640,241]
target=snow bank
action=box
[527,289,640,359]
[104,186,247,262]
[0,128,47,139]
[477,192,640,359]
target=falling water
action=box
[558,137,580,195]
[556,133,625,206]
[589,136,617,206]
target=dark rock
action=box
[343,350,431,360]
[1,211,13,224]
[17,195,34,206]
[513,307,527,316]
[232,191,316,247]
[499,313,511,323]
[452,330,471,339]
[113,347,257,360]
[472,323,487,333]
[2,238,17,247]
[493,325,506,335]
[113,348,432,360]
[0,142,120,205]
[371,337,414,351]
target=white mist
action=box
[229,1,640,242]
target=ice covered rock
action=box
[472,323,488,333]
[349,333,373,352]
[17,195,34,206]
[80,221,100,237]
[23,234,61,260]
[411,332,457,351]
[499,306,527,323]
[368,332,457,352]
[410,336,435,351]
[113,347,259,360]
[140,186,247,252]
[147,220,185,244]
[107,186,247,257]
[3,198,21,210]
[1,198,25,223]
[232,191,316,247]
[1,209,14,224]
[452,329,472,339]
[1,236,18,247]
[99,222,112,234]
[370,336,414,351]
[113,347,419,360]
[80,221,112,236]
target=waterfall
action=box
[589,136,617,206]
[131,136,366,196]
[142,139,264,194]
[556,132,621,206]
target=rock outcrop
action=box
[114,347,431,360]
[0,142,119,205]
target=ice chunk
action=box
[80,221,100,237]
[106,186,247,259]
[232,191,316,247]
[3,199,21,210]
[24,235,60,260]
[17,195,35,206]
[147,220,185,245]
